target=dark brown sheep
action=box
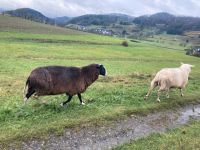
[23,64,106,106]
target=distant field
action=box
[184,31,200,36]
[183,31,200,46]
[144,34,195,50]
[0,16,200,148]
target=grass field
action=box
[115,121,200,150]
[0,14,83,34]
[0,15,200,148]
[144,34,193,50]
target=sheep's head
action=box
[97,64,106,76]
[180,63,194,73]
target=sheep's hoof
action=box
[60,103,65,107]
[157,98,160,102]
[23,97,28,105]
[144,95,148,100]
[81,102,85,105]
[181,94,184,97]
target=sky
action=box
[0,0,200,18]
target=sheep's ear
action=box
[97,64,103,68]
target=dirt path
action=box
[8,104,200,150]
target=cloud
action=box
[0,0,200,17]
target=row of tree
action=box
[133,13,200,35]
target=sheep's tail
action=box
[145,77,159,98]
[23,78,29,103]
[151,78,159,87]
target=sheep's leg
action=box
[166,89,170,98]
[78,93,85,105]
[24,87,35,104]
[157,89,162,102]
[157,88,166,102]
[180,89,184,97]
[60,95,73,106]
[145,81,157,99]
[33,93,39,99]
[32,94,48,104]
[157,78,170,102]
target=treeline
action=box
[4,8,54,24]
[133,12,200,35]
[3,8,200,35]
[67,14,133,26]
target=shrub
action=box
[122,41,128,47]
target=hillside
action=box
[0,14,83,34]
[3,8,200,36]
[4,8,54,24]
[67,13,134,26]
[133,12,200,35]
[54,16,71,26]
[2,8,134,27]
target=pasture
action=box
[0,15,200,147]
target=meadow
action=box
[0,15,200,148]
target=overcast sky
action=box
[0,0,200,18]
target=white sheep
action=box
[145,63,194,102]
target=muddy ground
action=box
[7,104,200,150]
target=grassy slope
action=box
[0,15,200,147]
[0,14,83,35]
[115,121,200,150]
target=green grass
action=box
[115,121,200,150]
[144,34,191,50]
[0,14,83,35]
[146,33,200,50]
[0,16,200,148]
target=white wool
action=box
[146,63,194,102]
[154,64,193,88]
